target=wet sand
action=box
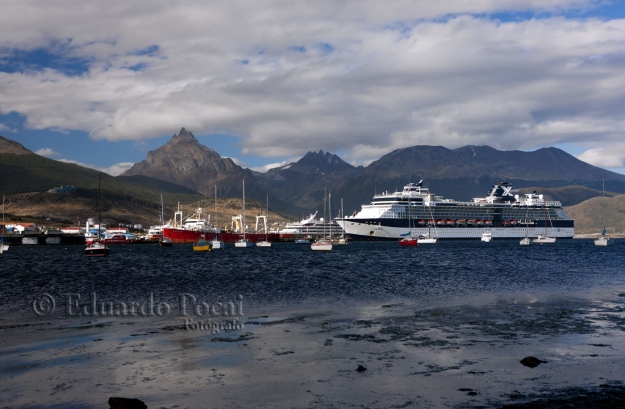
[2,289,625,408]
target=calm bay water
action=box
[1,239,623,320]
[2,239,625,408]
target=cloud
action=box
[35,147,61,157]
[577,145,625,168]
[0,0,623,168]
[102,162,136,176]
[249,159,299,173]
[58,158,134,176]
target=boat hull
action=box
[85,243,109,257]
[234,240,253,248]
[399,238,417,247]
[311,240,333,251]
[337,220,574,241]
[163,227,281,244]
[594,237,614,246]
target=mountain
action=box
[122,127,258,197]
[254,150,362,209]
[0,135,33,155]
[565,194,625,235]
[0,138,209,226]
[4,129,625,231]
[332,145,625,215]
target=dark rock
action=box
[108,397,147,409]
[356,365,367,372]
[519,356,547,368]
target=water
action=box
[1,240,623,316]
[1,240,625,408]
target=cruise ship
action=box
[279,211,343,239]
[336,181,574,240]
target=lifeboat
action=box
[485,220,493,226]
[456,219,466,226]
[436,219,446,226]
[446,219,455,226]
[467,219,476,226]
[417,220,426,225]
[476,220,484,226]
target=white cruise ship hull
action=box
[336,220,574,240]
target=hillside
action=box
[3,191,294,231]
[565,194,625,236]
[4,131,625,234]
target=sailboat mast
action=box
[214,185,218,228]
[2,194,5,243]
[266,193,269,240]
[98,172,101,241]
[602,179,606,234]
[329,192,333,239]
[160,193,164,226]
[323,188,327,239]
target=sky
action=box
[1,0,625,176]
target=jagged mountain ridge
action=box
[4,129,625,221]
[332,145,625,214]
[253,150,362,209]
[122,127,263,200]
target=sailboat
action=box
[311,188,333,251]
[594,180,613,246]
[0,195,8,254]
[211,185,225,249]
[159,194,173,247]
[336,198,347,245]
[418,198,438,244]
[235,180,253,248]
[520,204,531,246]
[256,193,272,247]
[85,172,110,257]
[533,197,556,244]
[399,190,417,246]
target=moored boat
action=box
[193,239,212,252]
[399,237,417,247]
[594,180,614,247]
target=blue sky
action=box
[1,1,625,175]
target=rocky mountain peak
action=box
[297,150,353,173]
[172,127,196,140]
[121,127,259,198]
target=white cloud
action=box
[0,0,623,168]
[250,159,297,173]
[58,158,134,176]
[577,145,625,169]
[35,147,61,157]
[102,162,136,176]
